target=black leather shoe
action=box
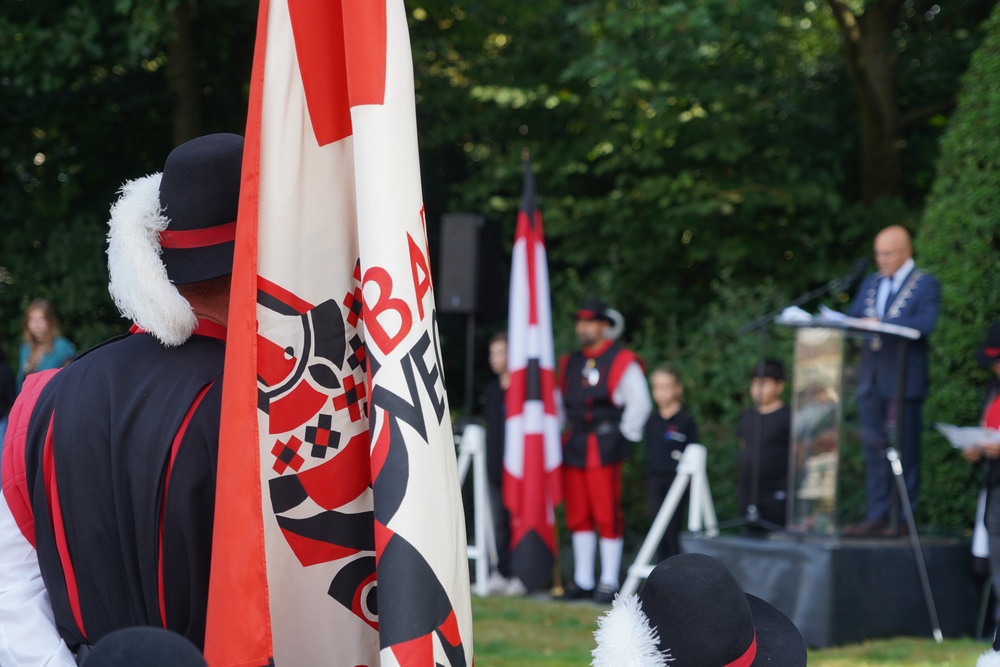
[593,583,618,604]
[883,521,909,537]
[559,584,594,600]
[842,518,888,536]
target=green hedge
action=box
[917,2,1000,530]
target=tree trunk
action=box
[168,1,202,146]
[827,0,904,205]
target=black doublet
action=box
[23,332,224,651]
[562,344,628,467]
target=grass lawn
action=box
[471,594,991,666]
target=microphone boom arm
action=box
[738,259,868,335]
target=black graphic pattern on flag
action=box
[305,414,341,459]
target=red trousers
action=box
[562,463,623,538]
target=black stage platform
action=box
[681,533,981,647]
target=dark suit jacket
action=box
[847,266,941,399]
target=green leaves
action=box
[0,0,254,357]
[918,2,1000,529]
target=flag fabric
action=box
[203,0,473,664]
[503,160,562,591]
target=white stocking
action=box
[599,537,624,589]
[572,531,597,590]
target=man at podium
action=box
[845,225,940,536]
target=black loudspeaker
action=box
[437,213,483,313]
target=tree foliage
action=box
[413,0,990,351]
[826,0,993,203]
[0,0,254,355]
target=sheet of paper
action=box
[778,305,812,322]
[934,422,1000,449]
[818,305,847,322]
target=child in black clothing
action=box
[644,366,699,560]
[737,358,791,533]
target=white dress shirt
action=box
[611,361,653,443]
[0,492,77,666]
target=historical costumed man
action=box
[0,133,242,665]
[845,224,940,536]
[558,298,651,602]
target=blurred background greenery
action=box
[2,0,999,534]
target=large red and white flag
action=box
[503,160,562,591]
[204,0,473,664]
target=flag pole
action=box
[551,515,564,597]
[521,147,564,598]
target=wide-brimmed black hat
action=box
[158,133,243,284]
[575,297,614,324]
[976,321,1000,367]
[592,553,807,667]
[80,628,207,667]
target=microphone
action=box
[832,258,869,293]
[846,258,870,286]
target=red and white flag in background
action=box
[204,0,473,664]
[503,159,562,591]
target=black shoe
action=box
[559,584,593,600]
[593,583,618,604]
[883,521,910,537]
[842,518,888,537]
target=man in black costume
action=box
[0,133,242,665]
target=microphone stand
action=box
[718,265,864,538]
[738,265,863,337]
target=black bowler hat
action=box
[107,133,243,346]
[80,627,208,667]
[158,133,244,284]
[976,321,1000,367]
[591,553,807,667]
[575,297,614,324]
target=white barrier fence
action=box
[457,426,718,600]
[621,443,718,597]
[456,423,496,597]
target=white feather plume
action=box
[978,650,1000,667]
[106,173,197,347]
[604,308,625,341]
[592,594,668,667]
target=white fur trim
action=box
[591,594,669,667]
[978,650,1000,667]
[106,173,197,347]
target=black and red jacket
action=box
[1,323,225,652]
[559,341,637,468]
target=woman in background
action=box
[16,298,76,393]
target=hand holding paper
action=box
[934,422,1000,449]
